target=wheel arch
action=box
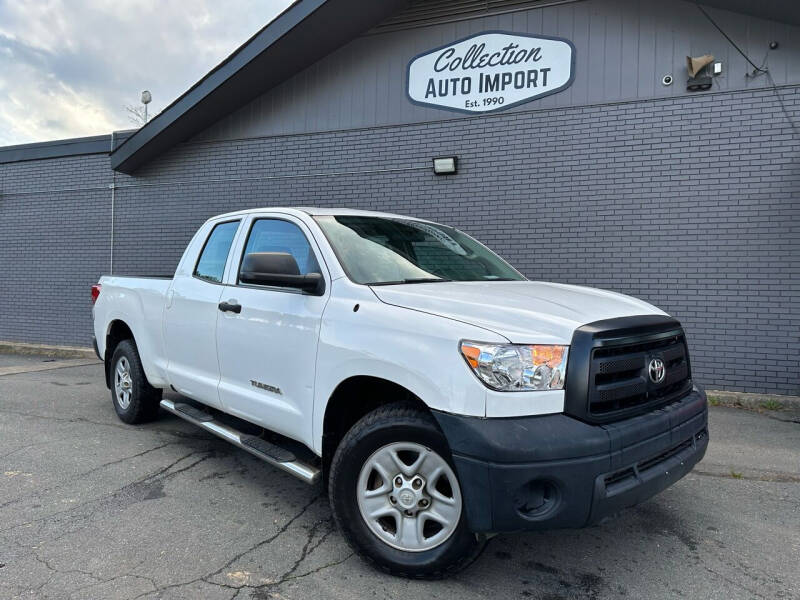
[104,319,136,388]
[321,375,438,485]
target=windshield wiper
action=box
[369,277,452,286]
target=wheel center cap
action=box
[398,489,415,508]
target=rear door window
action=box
[194,220,240,283]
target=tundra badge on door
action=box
[250,380,282,395]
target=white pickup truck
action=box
[92,207,708,577]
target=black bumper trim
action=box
[432,386,708,533]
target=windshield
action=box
[314,215,525,285]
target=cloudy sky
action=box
[0,0,294,147]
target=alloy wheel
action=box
[356,441,462,552]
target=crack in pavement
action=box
[129,493,324,600]
[206,493,323,580]
[0,408,220,441]
[0,409,222,456]
[0,531,106,596]
[254,551,356,598]
[693,468,800,483]
[0,441,177,510]
[703,565,770,600]
[0,408,150,433]
[0,441,53,461]
[31,549,105,583]
[251,517,338,591]
[251,529,352,598]
[0,451,225,598]
[50,553,161,598]
[0,450,213,536]
[82,442,176,476]
[68,572,160,598]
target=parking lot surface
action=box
[1,358,798,599]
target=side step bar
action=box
[160,399,320,484]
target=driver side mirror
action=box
[239,252,325,295]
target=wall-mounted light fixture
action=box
[432,156,458,175]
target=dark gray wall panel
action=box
[0,155,111,346]
[196,0,800,143]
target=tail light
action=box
[91,284,102,305]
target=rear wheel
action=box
[110,340,162,424]
[329,402,484,578]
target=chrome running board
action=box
[160,399,320,484]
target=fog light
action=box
[432,156,457,175]
[514,479,560,519]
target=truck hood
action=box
[370,281,667,344]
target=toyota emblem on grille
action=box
[648,358,666,384]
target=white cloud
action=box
[0,0,293,146]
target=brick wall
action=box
[0,154,110,347]
[1,85,798,394]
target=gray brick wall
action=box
[0,154,111,347]
[1,85,798,395]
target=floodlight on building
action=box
[141,90,152,123]
[432,156,458,175]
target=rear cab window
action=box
[194,220,240,283]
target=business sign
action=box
[407,31,575,114]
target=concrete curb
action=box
[0,358,101,377]
[0,340,96,360]
[706,389,800,412]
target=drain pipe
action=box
[109,132,116,275]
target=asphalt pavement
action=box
[0,356,798,599]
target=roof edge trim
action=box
[0,131,134,165]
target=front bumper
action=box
[432,386,708,533]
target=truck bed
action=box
[94,275,173,387]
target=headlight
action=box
[459,341,568,391]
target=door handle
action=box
[218,301,242,314]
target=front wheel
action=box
[328,402,484,578]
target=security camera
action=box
[662,74,673,86]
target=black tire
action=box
[109,339,162,424]
[328,402,485,578]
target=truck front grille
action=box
[564,315,693,424]
[589,332,690,416]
